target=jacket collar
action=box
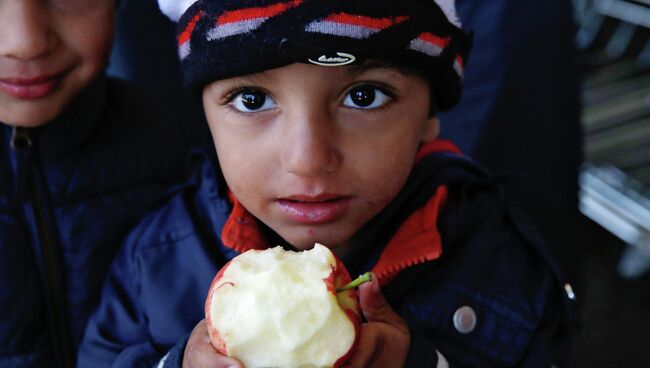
[221,139,462,284]
[370,184,447,285]
[38,76,106,159]
[221,190,268,253]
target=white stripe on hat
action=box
[305,21,381,39]
[158,0,197,23]
[409,39,444,57]
[206,18,269,41]
[434,0,462,27]
[453,57,464,78]
[179,41,192,60]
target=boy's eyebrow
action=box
[344,61,407,78]
[230,69,276,84]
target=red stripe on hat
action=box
[324,13,408,30]
[217,0,302,25]
[455,55,464,67]
[418,32,451,48]
[178,11,205,45]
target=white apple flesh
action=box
[205,244,361,368]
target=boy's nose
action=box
[280,113,342,177]
[0,1,56,60]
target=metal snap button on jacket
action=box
[453,306,477,334]
[564,283,576,300]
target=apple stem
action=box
[336,272,373,293]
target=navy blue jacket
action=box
[0,77,190,368]
[78,144,575,367]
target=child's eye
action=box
[343,85,391,109]
[231,90,276,113]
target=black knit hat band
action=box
[167,0,472,110]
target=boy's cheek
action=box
[62,6,115,73]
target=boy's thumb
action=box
[358,274,407,330]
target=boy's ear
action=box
[420,116,440,143]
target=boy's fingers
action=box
[183,320,243,368]
[186,343,242,368]
[341,325,378,368]
[358,276,408,332]
[343,323,409,368]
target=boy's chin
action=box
[0,99,67,128]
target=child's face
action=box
[0,0,115,127]
[203,63,439,251]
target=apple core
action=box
[205,244,361,367]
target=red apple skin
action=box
[205,261,233,356]
[328,256,362,368]
[204,249,362,367]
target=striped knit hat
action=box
[158,0,472,110]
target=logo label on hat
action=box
[308,52,356,66]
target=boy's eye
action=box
[343,86,391,109]
[231,90,276,112]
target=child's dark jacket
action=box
[78,141,575,367]
[0,77,189,368]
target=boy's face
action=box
[203,63,439,251]
[0,0,115,127]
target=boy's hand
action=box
[182,319,243,368]
[342,276,411,368]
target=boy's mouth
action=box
[0,72,66,100]
[276,194,352,225]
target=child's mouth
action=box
[285,198,341,203]
[0,72,65,100]
[276,195,352,224]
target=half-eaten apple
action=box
[204,243,364,367]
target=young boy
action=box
[79,0,576,367]
[0,1,190,367]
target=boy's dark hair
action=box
[160,0,471,111]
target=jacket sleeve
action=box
[77,239,166,368]
[395,184,574,367]
[154,336,189,368]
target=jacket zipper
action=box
[11,127,74,368]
